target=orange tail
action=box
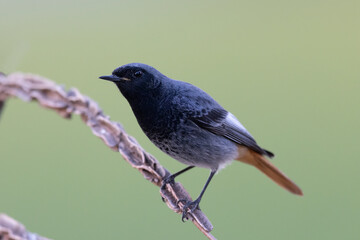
[236,147,303,196]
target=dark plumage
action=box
[100,63,302,221]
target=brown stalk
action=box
[0,214,50,240]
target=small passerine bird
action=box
[100,63,302,221]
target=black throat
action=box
[116,83,167,133]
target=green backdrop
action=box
[1,0,359,239]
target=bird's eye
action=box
[134,71,143,78]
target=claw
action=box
[181,212,189,222]
[161,175,175,190]
[178,199,201,222]
[161,166,195,191]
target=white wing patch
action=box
[225,112,253,137]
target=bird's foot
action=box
[161,175,176,190]
[177,198,201,222]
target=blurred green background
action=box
[1,0,359,239]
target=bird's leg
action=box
[161,166,195,190]
[178,170,217,222]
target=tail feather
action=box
[236,147,303,196]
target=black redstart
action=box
[100,63,302,221]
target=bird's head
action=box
[99,63,163,98]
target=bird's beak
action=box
[99,75,130,82]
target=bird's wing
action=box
[189,108,274,157]
[171,82,273,157]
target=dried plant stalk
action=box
[0,72,216,240]
[0,214,50,240]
